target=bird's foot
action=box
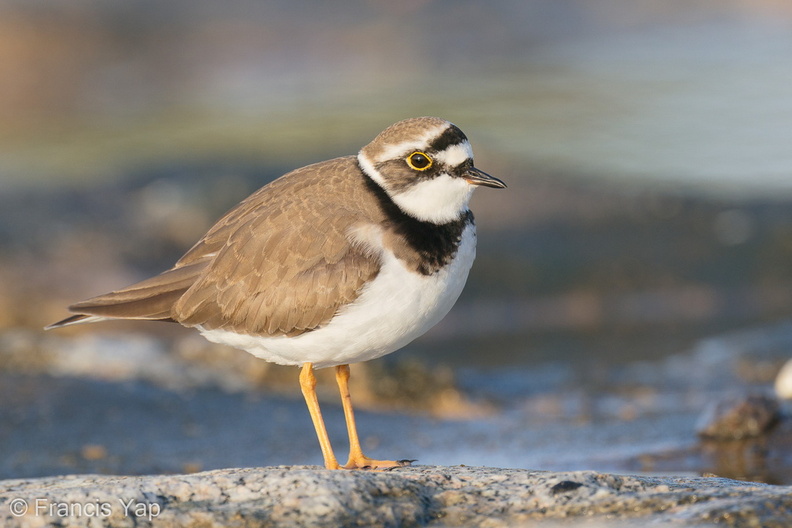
[342,456,415,471]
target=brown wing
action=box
[50,156,383,336]
[173,157,382,336]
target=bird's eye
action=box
[406,151,433,171]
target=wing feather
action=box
[50,156,384,336]
[173,157,382,336]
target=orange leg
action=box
[335,364,411,470]
[299,363,341,470]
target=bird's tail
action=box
[45,261,207,330]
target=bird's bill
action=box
[464,167,506,188]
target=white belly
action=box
[198,223,477,368]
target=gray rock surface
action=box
[695,393,780,440]
[2,465,791,527]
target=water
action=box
[486,21,792,197]
[2,323,789,483]
[2,3,792,197]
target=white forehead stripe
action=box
[433,140,473,167]
[372,123,452,162]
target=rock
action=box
[776,358,792,400]
[2,465,791,527]
[696,394,780,440]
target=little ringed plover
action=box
[48,116,506,470]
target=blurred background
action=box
[1,0,792,484]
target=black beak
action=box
[464,166,506,188]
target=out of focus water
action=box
[2,1,792,197]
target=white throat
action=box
[358,151,476,224]
[391,174,474,224]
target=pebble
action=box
[775,358,792,399]
[696,394,780,440]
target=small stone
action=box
[182,462,203,474]
[696,394,780,440]
[80,444,107,461]
[550,480,583,494]
[775,359,792,399]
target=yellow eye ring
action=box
[406,151,433,171]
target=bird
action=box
[47,116,506,470]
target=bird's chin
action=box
[392,174,474,224]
